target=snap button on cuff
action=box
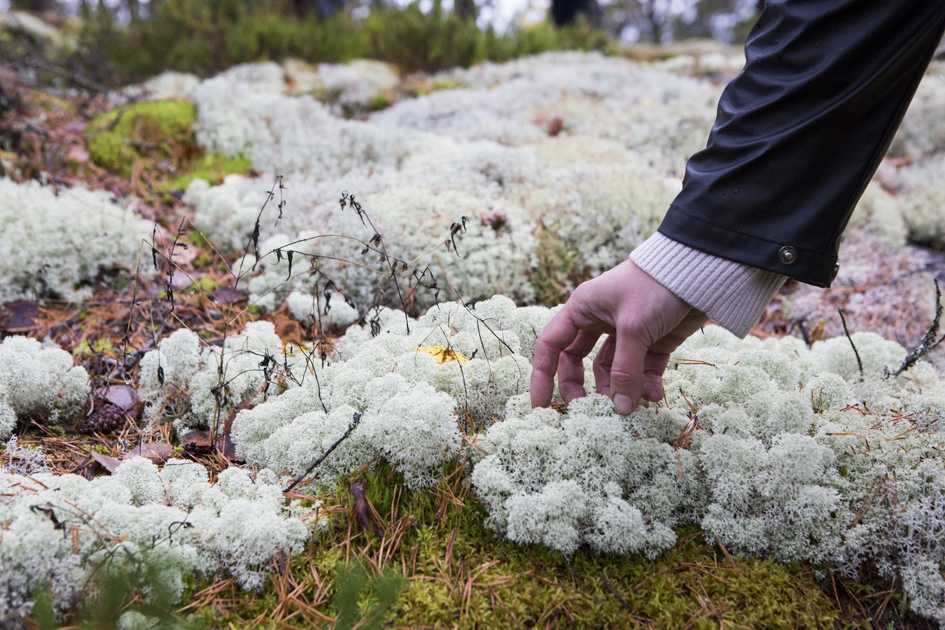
[778,246,797,265]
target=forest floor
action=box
[1,55,941,629]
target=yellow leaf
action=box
[416,346,469,365]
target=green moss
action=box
[179,462,865,629]
[192,253,214,268]
[86,100,197,178]
[166,153,253,191]
[190,276,220,294]
[72,337,115,358]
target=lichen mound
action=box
[231,295,546,489]
[0,336,89,441]
[0,459,317,626]
[473,325,945,626]
[137,321,310,435]
[0,178,152,302]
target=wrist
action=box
[629,233,786,338]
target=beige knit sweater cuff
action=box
[629,233,787,338]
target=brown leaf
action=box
[66,144,89,163]
[264,312,303,342]
[90,451,122,473]
[350,482,385,537]
[181,430,213,449]
[124,442,173,462]
[213,289,244,305]
[810,318,826,343]
[1,300,39,332]
[216,433,244,463]
[104,384,139,411]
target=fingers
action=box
[608,324,651,414]
[558,329,602,403]
[592,335,615,398]
[530,309,580,408]
[642,351,672,403]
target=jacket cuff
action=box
[629,233,786,338]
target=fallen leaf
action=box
[213,289,245,305]
[350,482,385,537]
[416,346,469,365]
[1,301,39,332]
[66,144,89,163]
[810,318,826,343]
[216,433,244,463]
[547,116,564,136]
[104,384,138,410]
[264,312,303,342]
[124,442,173,462]
[90,451,122,474]
[181,430,213,450]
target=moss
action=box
[190,276,220,294]
[166,153,253,190]
[86,100,197,178]
[192,252,214,268]
[72,337,115,358]
[178,462,869,629]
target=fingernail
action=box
[613,394,633,415]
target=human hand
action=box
[530,260,708,414]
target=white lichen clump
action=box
[137,321,309,435]
[181,52,713,313]
[0,458,318,625]
[0,178,153,302]
[231,295,547,489]
[0,336,89,441]
[473,322,945,625]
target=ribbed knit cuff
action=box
[629,233,786,338]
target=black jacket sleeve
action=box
[658,0,945,287]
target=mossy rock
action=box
[86,99,197,177]
[86,99,252,187]
[166,153,253,191]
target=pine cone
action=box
[80,404,125,434]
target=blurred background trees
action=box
[0,0,762,85]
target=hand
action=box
[530,260,708,414]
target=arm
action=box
[662,0,945,287]
[532,0,945,413]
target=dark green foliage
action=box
[75,0,618,85]
[29,549,195,630]
[332,563,404,630]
